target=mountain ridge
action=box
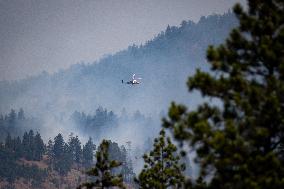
[0,12,237,116]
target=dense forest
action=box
[0,109,41,139]
[0,107,159,188]
[0,107,157,146]
[0,129,135,188]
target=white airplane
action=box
[122,74,142,85]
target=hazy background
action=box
[0,0,247,179]
[0,0,245,81]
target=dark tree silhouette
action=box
[78,139,125,189]
[82,137,96,167]
[33,132,45,161]
[53,133,72,175]
[68,133,82,164]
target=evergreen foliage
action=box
[0,109,41,140]
[82,137,96,167]
[53,133,65,159]
[33,132,45,161]
[0,131,47,185]
[53,133,72,175]
[163,1,284,188]
[45,133,96,175]
[71,107,118,136]
[78,139,125,189]
[0,130,98,186]
[68,133,83,164]
[46,139,54,165]
[136,130,185,189]
[5,130,45,161]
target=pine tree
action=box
[8,109,16,126]
[108,141,123,164]
[5,133,13,150]
[163,1,284,188]
[46,139,54,165]
[53,133,64,159]
[22,131,29,159]
[68,133,82,164]
[51,133,72,175]
[34,132,45,161]
[21,130,35,160]
[60,143,73,175]
[14,136,22,158]
[136,130,185,189]
[82,137,95,167]
[78,139,125,189]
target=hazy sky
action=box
[0,0,246,81]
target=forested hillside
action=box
[0,12,237,117]
[0,11,239,189]
[0,130,135,189]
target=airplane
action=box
[122,74,142,85]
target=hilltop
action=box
[0,12,237,117]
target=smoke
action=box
[0,12,238,177]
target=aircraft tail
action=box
[122,80,124,83]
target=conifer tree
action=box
[78,139,125,189]
[53,133,64,159]
[22,130,35,160]
[34,132,45,161]
[5,133,13,150]
[163,1,284,188]
[136,130,185,189]
[22,131,29,159]
[68,133,82,164]
[46,139,54,165]
[14,136,22,158]
[61,142,73,174]
[53,133,72,175]
[8,109,16,126]
[82,137,95,167]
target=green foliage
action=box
[33,132,45,161]
[68,133,83,164]
[163,1,284,188]
[78,139,125,189]
[0,109,42,140]
[136,130,185,189]
[5,133,13,150]
[53,133,65,159]
[71,107,118,136]
[53,133,73,175]
[0,145,18,183]
[4,130,45,161]
[82,137,96,167]
[46,139,54,165]
[0,141,47,185]
[0,130,98,186]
